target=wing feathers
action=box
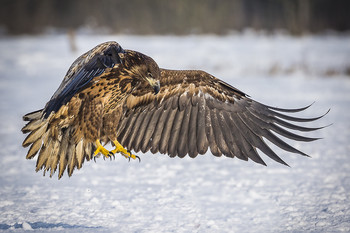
[168,105,186,157]
[130,110,148,152]
[188,101,199,157]
[45,139,60,177]
[245,109,319,142]
[134,106,155,152]
[270,109,326,122]
[58,129,70,178]
[261,102,314,113]
[126,110,144,149]
[23,109,43,121]
[234,113,289,166]
[119,111,139,146]
[240,112,308,157]
[26,139,42,159]
[140,107,163,153]
[159,107,177,154]
[250,107,324,132]
[196,97,209,154]
[205,105,222,157]
[211,108,230,155]
[177,97,192,158]
[36,139,52,172]
[150,106,169,154]
[76,139,85,169]
[118,69,325,167]
[67,142,77,177]
[22,122,48,148]
[222,111,248,161]
[217,110,235,157]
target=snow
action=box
[0,33,350,232]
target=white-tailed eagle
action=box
[22,41,327,179]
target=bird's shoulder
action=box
[44,41,125,117]
[124,68,248,111]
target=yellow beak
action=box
[146,78,160,94]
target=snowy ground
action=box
[0,33,350,232]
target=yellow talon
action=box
[111,140,138,160]
[93,139,140,161]
[94,139,110,157]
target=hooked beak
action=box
[146,78,160,94]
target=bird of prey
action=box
[22,41,326,179]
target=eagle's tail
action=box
[22,109,94,179]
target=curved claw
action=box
[135,155,141,162]
[108,151,115,160]
[127,150,132,162]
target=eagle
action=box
[22,41,326,179]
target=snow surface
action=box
[0,33,349,232]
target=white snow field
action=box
[0,33,349,232]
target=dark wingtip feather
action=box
[264,102,315,113]
[272,109,328,122]
[250,154,267,166]
[275,156,290,167]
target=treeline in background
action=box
[1,0,349,35]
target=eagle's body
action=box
[22,41,326,179]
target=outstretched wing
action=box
[117,69,325,166]
[44,41,125,117]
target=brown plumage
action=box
[22,41,327,179]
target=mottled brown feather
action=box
[26,139,42,159]
[58,129,70,178]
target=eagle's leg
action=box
[110,139,140,162]
[93,139,140,161]
[93,139,113,159]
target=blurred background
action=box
[1,0,349,78]
[1,0,350,35]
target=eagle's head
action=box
[120,50,161,95]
